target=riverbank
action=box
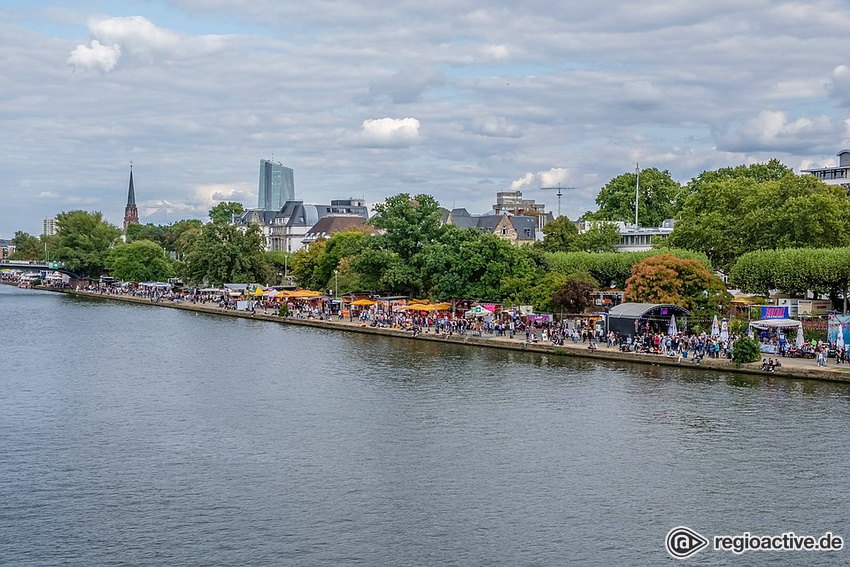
[26,284,850,384]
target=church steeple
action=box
[123,162,139,234]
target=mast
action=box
[634,163,640,227]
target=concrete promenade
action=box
[31,287,850,385]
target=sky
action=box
[3,0,850,237]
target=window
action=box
[501,227,508,235]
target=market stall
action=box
[748,318,804,355]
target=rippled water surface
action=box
[2,285,849,566]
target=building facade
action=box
[258,159,295,211]
[492,190,553,231]
[234,198,369,252]
[445,208,537,245]
[42,217,57,236]
[580,219,674,252]
[801,149,850,193]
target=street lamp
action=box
[334,269,339,299]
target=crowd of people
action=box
[11,274,850,373]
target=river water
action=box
[1,284,849,566]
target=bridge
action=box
[0,261,83,279]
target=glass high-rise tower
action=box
[258,159,295,211]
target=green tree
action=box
[683,159,792,203]
[538,217,579,252]
[420,227,536,300]
[106,240,174,282]
[126,223,167,246]
[9,231,43,260]
[669,173,850,271]
[585,168,683,227]
[575,223,620,253]
[182,222,271,286]
[316,230,370,289]
[624,253,727,313]
[208,201,245,225]
[371,193,444,262]
[53,211,122,279]
[732,335,761,364]
[290,239,328,290]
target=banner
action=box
[828,314,850,345]
[761,306,788,319]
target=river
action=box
[1,284,849,566]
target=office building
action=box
[43,217,57,236]
[258,159,295,211]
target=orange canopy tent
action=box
[351,299,376,306]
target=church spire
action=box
[127,162,136,207]
[123,161,139,234]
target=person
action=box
[761,358,769,371]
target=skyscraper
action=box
[123,164,139,234]
[258,159,295,211]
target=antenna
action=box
[634,163,640,227]
[540,184,577,218]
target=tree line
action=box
[11,157,850,316]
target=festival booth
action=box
[748,318,805,355]
[606,303,689,339]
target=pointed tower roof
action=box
[126,165,136,208]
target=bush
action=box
[278,304,289,317]
[732,336,761,364]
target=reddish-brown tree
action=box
[623,253,727,312]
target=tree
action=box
[732,336,761,364]
[290,239,328,290]
[208,201,245,225]
[683,159,792,202]
[316,230,370,289]
[730,247,850,304]
[546,249,711,288]
[371,193,444,262]
[9,231,43,260]
[669,173,850,271]
[538,217,579,252]
[584,168,683,227]
[182,222,271,286]
[106,240,174,282]
[53,211,122,279]
[575,222,620,253]
[420,226,538,300]
[624,253,727,314]
[551,275,597,314]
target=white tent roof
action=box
[749,318,801,330]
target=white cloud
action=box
[67,15,226,72]
[67,39,121,72]
[358,118,421,147]
[719,110,839,153]
[511,168,576,190]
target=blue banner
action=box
[761,306,788,319]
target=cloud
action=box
[511,168,577,190]
[828,64,850,106]
[67,16,226,72]
[67,39,121,72]
[357,117,421,147]
[469,116,522,138]
[139,182,255,219]
[367,66,446,104]
[718,110,840,153]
